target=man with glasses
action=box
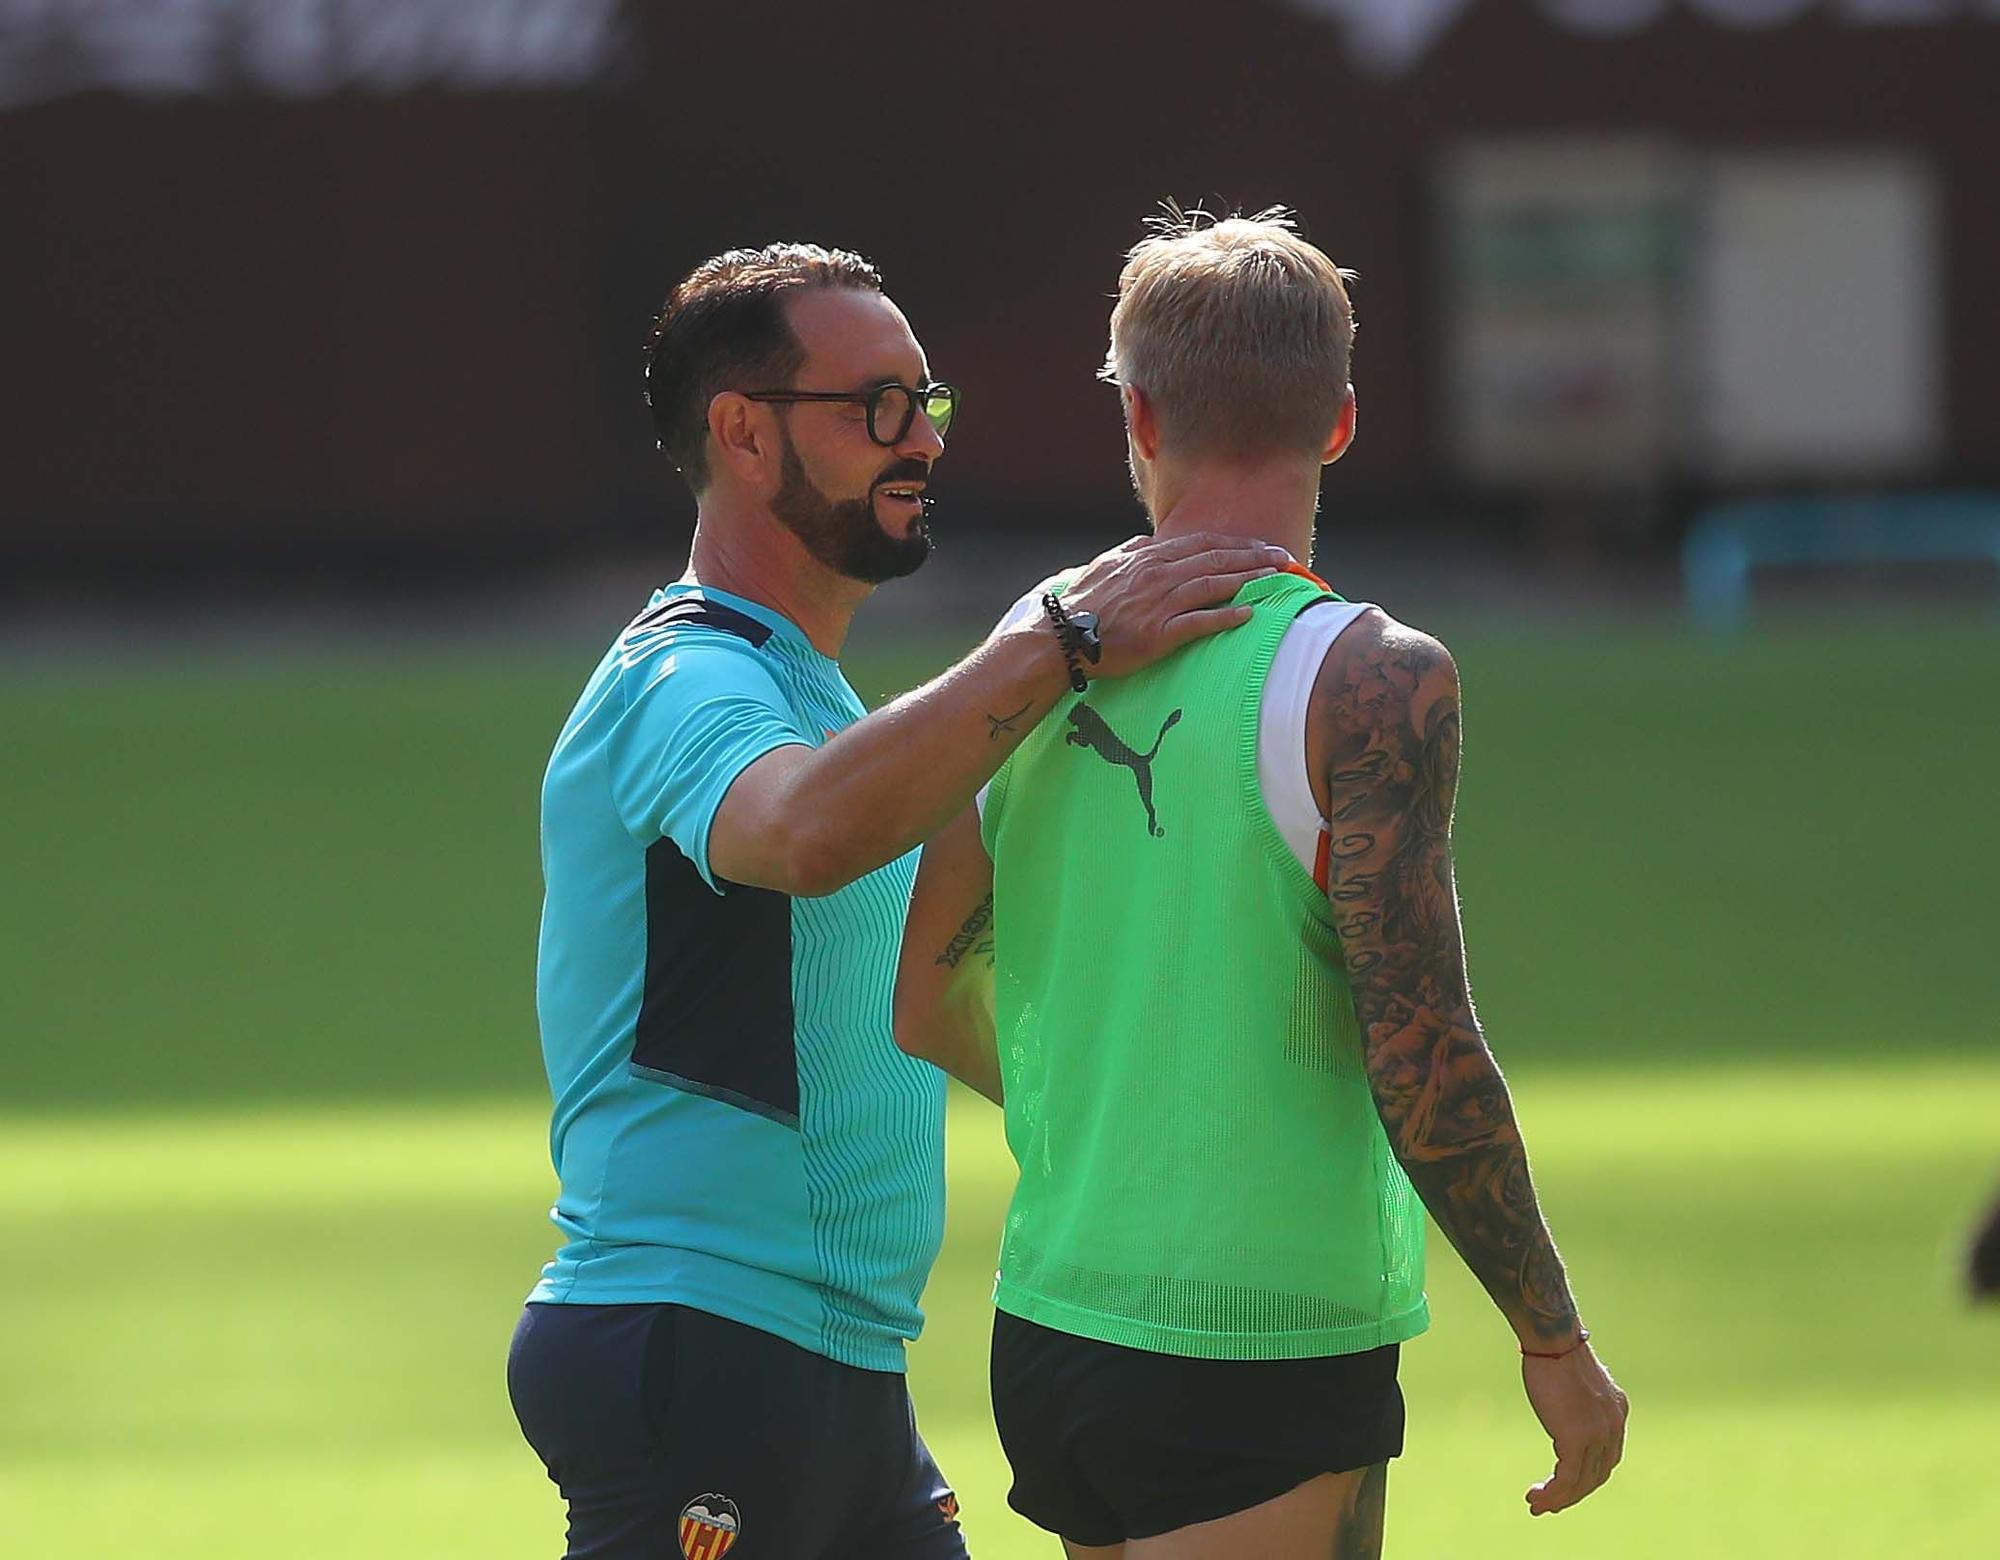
[506,241,1284,1560]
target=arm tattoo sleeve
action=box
[1319,627,1580,1345]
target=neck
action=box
[679,490,872,657]
[1144,455,1322,567]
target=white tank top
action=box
[977,586,1373,886]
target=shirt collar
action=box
[656,581,822,657]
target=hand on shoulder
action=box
[992,531,1291,682]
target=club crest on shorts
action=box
[678,1493,741,1560]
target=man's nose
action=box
[898,405,946,461]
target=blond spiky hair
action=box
[1101,202,1356,460]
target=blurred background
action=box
[4,2,1997,1555]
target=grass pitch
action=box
[3,617,1992,1109]
[2,616,1997,1555]
[2,1073,1996,1557]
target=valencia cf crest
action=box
[678,1493,741,1560]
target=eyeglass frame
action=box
[740,380,957,447]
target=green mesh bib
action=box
[980,570,1428,1359]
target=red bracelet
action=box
[1522,1328,1589,1360]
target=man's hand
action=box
[1523,1341,1629,1516]
[1011,531,1290,681]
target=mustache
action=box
[871,458,932,490]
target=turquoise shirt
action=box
[528,584,945,1373]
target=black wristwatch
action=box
[1041,593,1103,694]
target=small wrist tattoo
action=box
[984,700,1032,740]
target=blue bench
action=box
[1682,493,2000,631]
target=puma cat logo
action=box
[1065,703,1183,838]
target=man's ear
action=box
[1124,385,1162,463]
[708,392,777,487]
[1323,385,1357,466]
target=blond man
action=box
[894,209,1628,1558]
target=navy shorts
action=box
[990,1310,1403,1547]
[508,1303,967,1560]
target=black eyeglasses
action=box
[743,381,957,446]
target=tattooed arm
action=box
[1312,611,1627,1516]
[894,804,1003,1104]
[1313,614,1574,1342]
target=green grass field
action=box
[3,616,1997,1555]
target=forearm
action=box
[910,999,1003,1104]
[717,531,1284,896]
[791,627,1065,889]
[915,896,1003,1102]
[895,806,1003,1102]
[1364,1006,1580,1347]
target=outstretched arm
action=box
[709,533,1285,896]
[894,804,1002,1104]
[1312,612,1627,1516]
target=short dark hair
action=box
[644,243,884,491]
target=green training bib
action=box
[981,570,1428,1360]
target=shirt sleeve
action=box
[602,632,812,891]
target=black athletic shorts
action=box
[989,1309,1403,1547]
[508,1302,966,1560]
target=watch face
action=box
[1068,610,1103,663]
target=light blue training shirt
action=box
[528,582,945,1373]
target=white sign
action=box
[1281,0,2000,74]
[1694,152,1940,478]
[0,0,628,108]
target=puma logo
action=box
[1065,703,1183,837]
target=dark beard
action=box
[770,431,932,585]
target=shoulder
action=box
[580,599,800,767]
[620,593,778,663]
[1308,609,1460,750]
[992,570,1084,636]
[613,595,786,692]
[1314,609,1457,700]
